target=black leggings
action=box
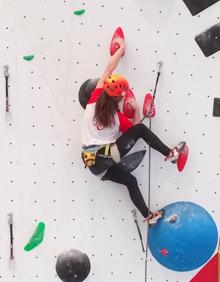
[102,123,170,218]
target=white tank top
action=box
[81,88,133,146]
[81,104,120,146]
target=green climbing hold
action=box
[23,55,34,61]
[24,222,45,251]
[74,9,85,15]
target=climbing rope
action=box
[145,61,163,282]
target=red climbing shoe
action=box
[165,141,189,172]
[110,27,125,56]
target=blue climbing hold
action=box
[148,201,218,272]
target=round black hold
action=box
[78,78,99,109]
[56,249,91,282]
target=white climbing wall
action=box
[0,0,219,281]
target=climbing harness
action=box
[110,143,121,163]
[81,144,111,168]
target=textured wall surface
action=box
[0,0,219,281]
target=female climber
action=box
[81,36,186,225]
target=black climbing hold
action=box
[78,78,99,109]
[100,150,146,178]
[56,249,91,282]
[182,0,219,16]
[116,150,146,173]
[213,98,220,116]
[195,23,220,57]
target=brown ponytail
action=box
[94,91,119,128]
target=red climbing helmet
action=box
[103,74,129,97]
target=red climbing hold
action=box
[160,248,169,256]
[123,88,136,118]
[143,93,156,118]
[110,27,125,56]
[177,144,189,172]
[190,253,218,282]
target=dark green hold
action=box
[23,55,34,61]
[74,9,85,15]
[24,222,45,251]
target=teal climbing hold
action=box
[24,222,45,251]
[74,9,85,15]
[23,55,34,61]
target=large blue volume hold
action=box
[148,201,218,272]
